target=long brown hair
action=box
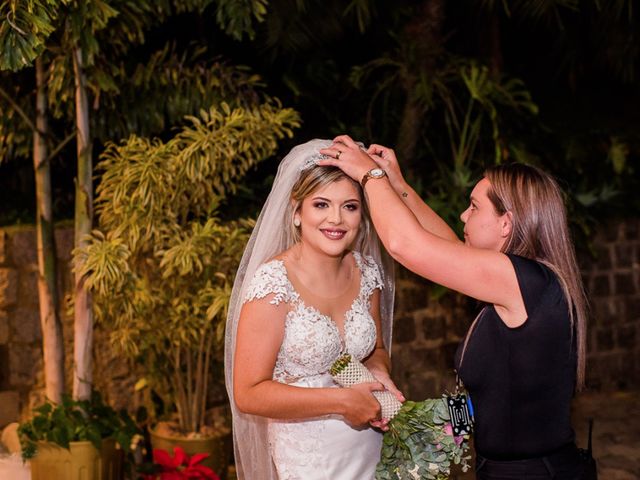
[484,163,588,390]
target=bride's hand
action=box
[340,381,384,428]
[372,371,405,403]
[368,371,405,432]
[367,144,407,194]
[319,135,378,182]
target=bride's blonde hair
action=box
[485,163,589,389]
[285,165,374,256]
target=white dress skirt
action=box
[268,374,382,480]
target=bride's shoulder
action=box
[243,256,294,305]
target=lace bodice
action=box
[243,251,384,384]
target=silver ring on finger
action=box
[336,151,341,160]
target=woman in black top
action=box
[319,136,589,479]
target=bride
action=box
[224,139,403,479]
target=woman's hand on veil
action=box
[319,135,378,182]
[367,144,407,194]
[340,381,385,428]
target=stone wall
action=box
[581,220,640,390]
[0,218,638,428]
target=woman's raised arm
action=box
[320,136,521,313]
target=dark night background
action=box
[1,1,638,236]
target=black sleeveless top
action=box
[455,254,577,460]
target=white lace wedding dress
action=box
[243,251,384,480]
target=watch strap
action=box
[361,169,386,188]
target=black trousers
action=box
[475,444,596,480]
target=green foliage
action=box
[93,46,266,141]
[0,0,58,71]
[215,0,268,40]
[376,399,471,480]
[353,40,541,231]
[18,392,140,461]
[76,100,299,433]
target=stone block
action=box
[449,315,469,339]
[625,296,640,322]
[0,345,8,389]
[17,270,39,307]
[0,392,19,429]
[9,229,37,266]
[395,280,428,312]
[9,345,41,387]
[442,342,460,370]
[411,346,443,372]
[591,274,611,297]
[597,328,614,352]
[614,273,635,295]
[54,227,74,262]
[599,354,625,387]
[0,269,18,308]
[617,325,636,350]
[9,309,41,343]
[393,315,416,343]
[0,311,8,344]
[55,261,76,308]
[422,314,445,340]
[406,373,438,399]
[614,244,636,269]
[0,231,7,265]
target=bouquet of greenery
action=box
[330,354,471,480]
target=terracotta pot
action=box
[149,426,231,480]
[30,438,123,480]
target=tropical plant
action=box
[18,391,140,461]
[75,100,299,435]
[0,0,274,404]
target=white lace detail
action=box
[242,252,383,384]
[268,415,327,479]
[243,261,299,305]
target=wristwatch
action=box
[361,168,387,188]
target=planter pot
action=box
[30,438,123,480]
[150,426,231,480]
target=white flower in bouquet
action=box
[330,354,472,480]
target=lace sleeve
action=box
[242,260,295,306]
[358,253,385,298]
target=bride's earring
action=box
[293,217,301,227]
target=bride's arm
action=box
[233,295,383,427]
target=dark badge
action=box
[446,393,474,436]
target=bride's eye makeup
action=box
[344,202,359,211]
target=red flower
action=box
[146,446,220,480]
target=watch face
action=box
[370,168,385,178]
